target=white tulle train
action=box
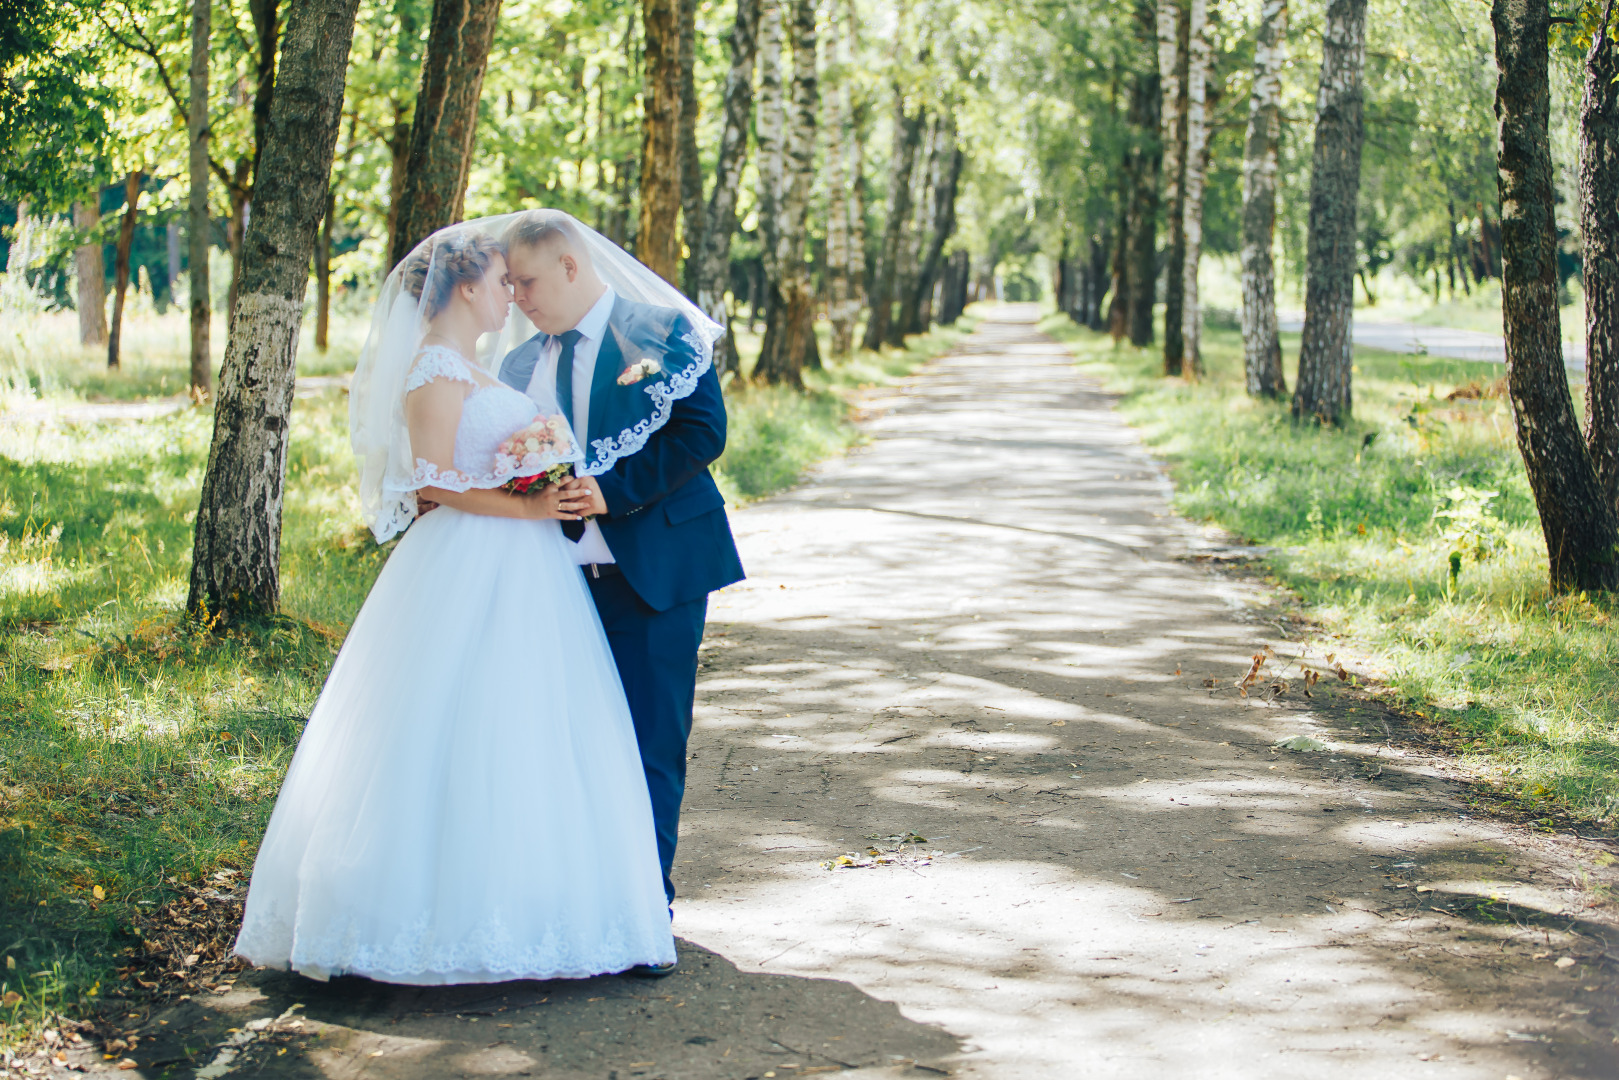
[234,506,675,984]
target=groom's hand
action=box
[558,475,608,518]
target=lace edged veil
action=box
[349,210,724,544]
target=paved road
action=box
[1278,314,1586,370]
[102,307,1615,1080]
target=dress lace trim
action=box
[403,345,479,394]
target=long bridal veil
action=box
[349,210,725,543]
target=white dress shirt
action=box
[525,288,617,565]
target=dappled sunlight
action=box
[672,311,1612,1077]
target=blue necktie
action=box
[554,330,586,542]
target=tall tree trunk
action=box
[1581,0,1619,515]
[189,0,212,397]
[107,170,144,370]
[188,0,363,620]
[824,0,853,356]
[1158,0,1189,373]
[166,221,181,299]
[754,0,785,284]
[1178,0,1209,377]
[386,0,503,272]
[863,90,921,351]
[889,112,934,345]
[1242,0,1287,398]
[1292,0,1367,425]
[677,0,703,295]
[847,83,869,316]
[1492,0,1619,591]
[906,115,962,336]
[73,201,107,347]
[1106,163,1131,340]
[638,0,683,281]
[227,162,249,316]
[1086,226,1110,330]
[315,190,333,351]
[1125,53,1161,348]
[696,0,759,377]
[755,0,818,386]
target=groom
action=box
[498,211,745,974]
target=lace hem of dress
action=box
[405,451,574,495]
[234,903,673,984]
[403,345,478,394]
[579,332,713,477]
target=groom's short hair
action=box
[504,210,590,264]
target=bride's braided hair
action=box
[401,231,504,319]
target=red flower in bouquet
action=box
[495,416,578,496]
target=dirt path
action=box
[90,307,1615,1080]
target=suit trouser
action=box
[586,570,708,907]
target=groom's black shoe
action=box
[625,960,678,979]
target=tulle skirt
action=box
[234,507,675,984]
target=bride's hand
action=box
[515,483,582,522]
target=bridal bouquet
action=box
[495,416,577,495]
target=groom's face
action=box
[508,241,585,336]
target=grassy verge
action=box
[0,308,972,1047]
[1041,313,1617,830]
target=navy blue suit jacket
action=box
[504,296,745,612]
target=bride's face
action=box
[461,254,513,334]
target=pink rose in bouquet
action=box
[495,416,577,496]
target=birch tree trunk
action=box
[847,75,869,318]
[188,0,363,620]
[907,115,962,336]
[1580,0,1619,514]
[1125,57,1161,348]
[677,0,704,294]
[863,93,922,351]
[189,0,212,396]
[73,201,108,347]
[637,0,683,280]
[1491,0,1619,591]
[1158,0,1189,373]
[107,170,144,370]
[1177,0,1209,377]
[824,0,853,356]
[754,0,786,288]
[1292,0,1367,425]
[386,0,503,272]
[893,114,935,340]
[755,0,819,386]
[1242,0,1287,398]
[696,0,759,377]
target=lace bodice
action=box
[404,346,547,486]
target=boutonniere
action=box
[617,358,662,385]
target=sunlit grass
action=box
[1044,313,1617,827]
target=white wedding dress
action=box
[234,347,675,984]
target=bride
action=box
[234,218,710,984]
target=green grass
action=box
[0,305,971,1046]
[1043,313,1618,829]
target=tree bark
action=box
[677,0,703,295]
[107,170,144,370]
[1125,58,1161,349]
[1492,0,1619,591]
[847,80,869,317]
[1158,0,1189,373]
[188,0,363,620]
[890,112,934,345]
[1242,0,1287,398]
[754,0,785,283]
[863,90,922,351]
[696,0,759,377]
[906,115,962,336]
[315,190,333,351]
[189,0,212,396]
[824,0,853,356]
[73,201,108,347]
[637,0,683,281]
[1086,226,1110,330]
[1292,0,1367,425]
[386,0,503,272]
[755,0,818,386]
[1581,0,1619,515]
[1177,0,1209,377]
[1106,162,1131,339]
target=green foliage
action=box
[1046,313,1618,827]
[0,0,114,205]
